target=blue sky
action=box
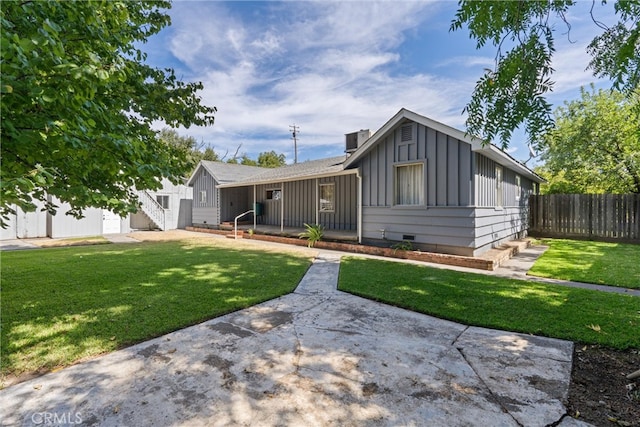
[144,1,616,165]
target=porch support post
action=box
[280,185,284,233]
[357,168,362,244]
[253,185,256,230]
[315,178,319,225]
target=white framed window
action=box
[395,163,424,205]
[319,183,335,212]
[156,195,169,209]
[515,175,521,202]
[199,190,207,204]
[266,189,281,200]
[495,165,503,207]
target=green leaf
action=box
[1,0,215,218]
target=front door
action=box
[102,210,121,234]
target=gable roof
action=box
[344,108,544,183]
[186,161,266,186]
[217,156,353,188]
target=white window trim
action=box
[515,175,521,202]
[199,190,207,205]
[394,161,425,206]
[319,183,335,212]
[266,189,282,201]
[495,165,503,208]
[156,194,170,210]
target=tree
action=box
[258,151,286,168]
[451,1,640,148]
[158,129,221,167]
[199,147,220,162]
[538,85,640,194]
[0,1,216,226]
[157,128,198,169]
[239,155,258,166]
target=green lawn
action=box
[338,257,640,349]
[528,239,640,289]
[0,240,312,381]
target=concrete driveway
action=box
[1,255,583,426]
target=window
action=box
[266,189,281,200]
[156,195,169,209]
[515,175,521,202]
[319,183,335,212]
[495,166,503,207]
[395,163,424,205]
[199,190,207,204]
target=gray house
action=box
[190,109,544,256]
[186,161,266,227]
[216,156,358,232]
[346,109,543,256]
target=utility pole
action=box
[289,124,299,164]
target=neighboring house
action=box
[193,108,545,256]
[130,178,193,231]
[1,178,192,240]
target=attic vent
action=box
[401,125,413,142]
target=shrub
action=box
[299,223,324,248]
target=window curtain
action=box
[396,164,424,205]
[320,184,334,211]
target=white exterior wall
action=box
[47,198,107,238]
[0,201,48,239]
[135,178,193,230]
[0,213,17,240]
[0,179,191,239]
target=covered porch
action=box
[222,223,358,242]
[218,169,360,242]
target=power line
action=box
[289,124,299,164]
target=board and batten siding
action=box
[473,153,534,253]
[191,167,220,225]
[474,153,535,207]
[360,122,473,207]
[220,187,252,223]
[254,174,357,230]
[358,121,538,255]
[359,120,476,255]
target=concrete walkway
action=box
[0,239,39,251]
[0,254,588,427]
[494,245,640,297]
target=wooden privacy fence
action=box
[529,194,640,242]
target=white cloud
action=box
[160,1,465,160]
[153,1,614,163]
[435,55,494,69]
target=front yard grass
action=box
[0,240,312,383]
[528,239,640,289]
[338,257,639,349]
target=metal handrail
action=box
[234,210,254,239]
